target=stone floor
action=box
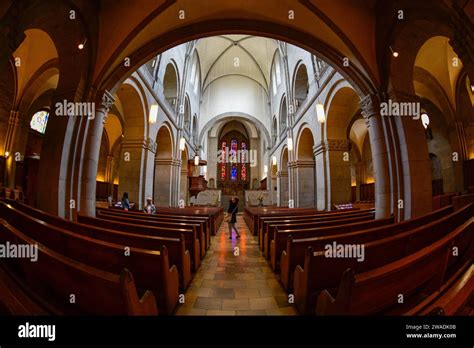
[175,214,298,316]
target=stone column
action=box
[154,158,180,207]
[277,170,289,207]
[180,163,189,205]
[143,138,157,204]
[360,94,392,219]
[314,142,329,210]
[81,91,115,217]
[387,90,431,219]
[294,160,316,208]
[326,139,352,208]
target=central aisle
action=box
[175,214,298,315]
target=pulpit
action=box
[188,159,208,198]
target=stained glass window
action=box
[221,142,226,179]
[230,139,237,163]
[30,110,49,134]
[241,142,247,180]
[231,165,237,181]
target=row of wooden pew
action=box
[244,205,474,315]
[0,199,223,315]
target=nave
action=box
[175,215,298,316]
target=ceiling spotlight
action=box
[389,46,399,58]
[471,85,474,93]
[78,38,87,50]
[4,151,10,158]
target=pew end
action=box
[120,268,158,315]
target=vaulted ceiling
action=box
[196,35,278,93]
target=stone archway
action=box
[325,85,360,208]
[116,81,147,210]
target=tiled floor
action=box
[175,214,298,316]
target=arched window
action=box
[275,58,282,85]
[272,70,277,95]
[421,113,430,129]
[30,110,49,134]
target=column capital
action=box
[98,90,115,124]
[360,94,380,121]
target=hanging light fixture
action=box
[194,155,199,166]
[316,103,326,123]
[4,151,10,158]
[149,104,158,124]
[179,137,186,151]
[272,155,277,166]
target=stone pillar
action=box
[277,170,289,207]
[314,142,329,210]
[118,138,147,210]
[143,138,157,204]
[294,160,316,207]
[326,139,352,208]
[360,94,392,219]
[81,91,115,217]
[387,90,432,219]
[154,158,179,207]
[180,163,189,205]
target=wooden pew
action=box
[97,207,211,251]
[280,206,453,291]
[0,220,158,315]
[144,206,223,236]
[258,209,375,248]
[5,201,192,289]
[268,214,380,270]
[315,219,474,315]
[81,213,202,271]
[294,204,474,314]
[0,203,180,314]
[97,208,209,253]
[244,207,324,236]
[404,261,473,315]
[97,210,205,258]
[263,211,375,258]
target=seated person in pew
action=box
[144,197,157,215]
[121,192,130,211]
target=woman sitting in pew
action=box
[143,197,156,214]
[121,192,130,211]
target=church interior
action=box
[0,0,473,319]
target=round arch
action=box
[293,61,309,110]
